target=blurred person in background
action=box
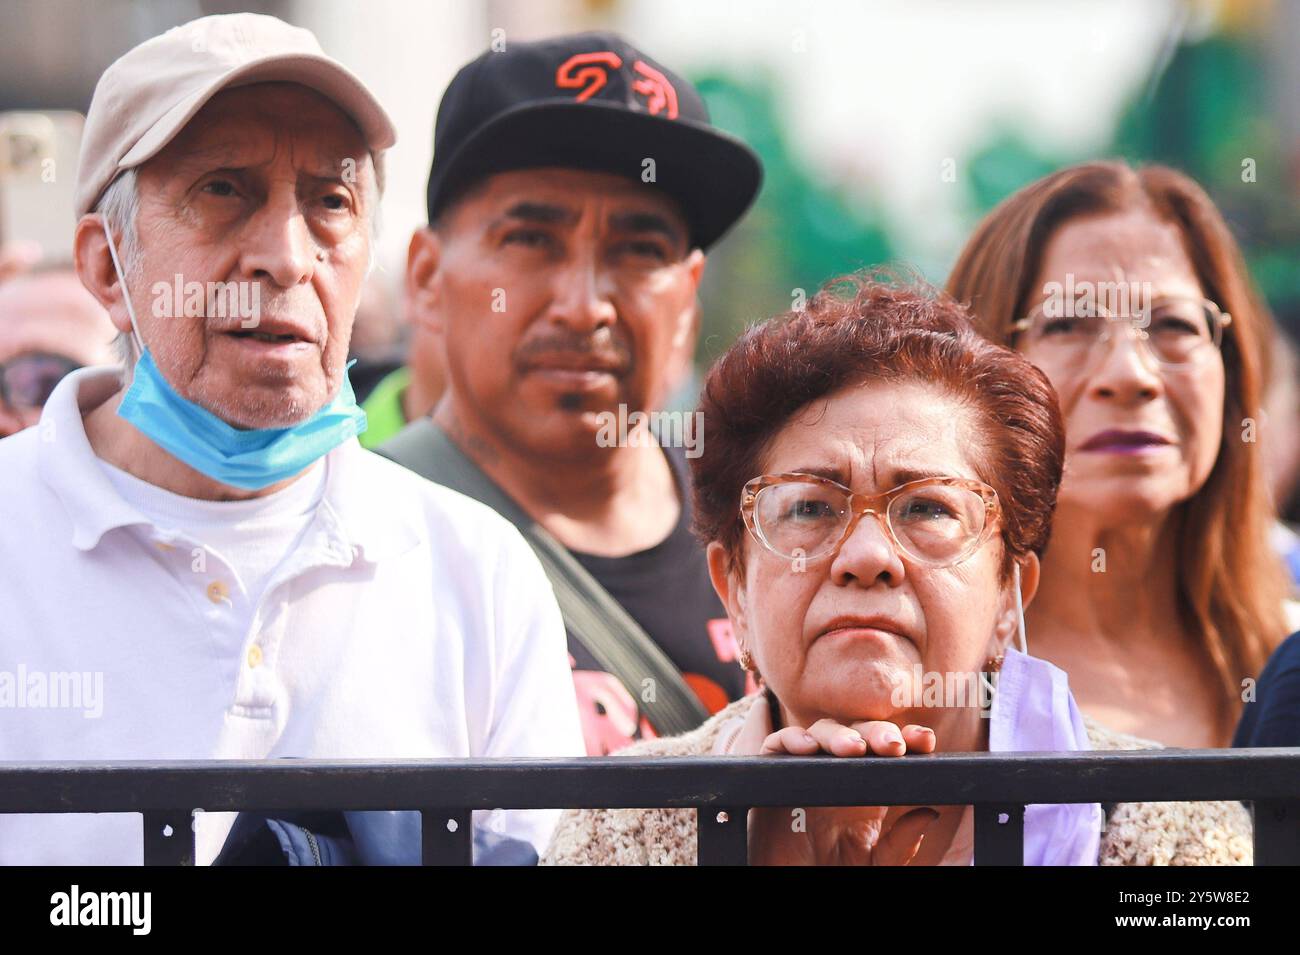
[1261,327,1300,601]
[0,13,582,866]
[347,271,404,361]
[0,261,117,436]
[0,239,44,284]
[1234,624,1300,750]
[381,33,763,754]
[356,272,446,449]
[345,270,403,406]
[948,160,1293,749]
[1235,325,1300,751]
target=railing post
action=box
[697,807,749,865]
[1253,800,1300,865]
[421,808,473,865]
[973,804,1024,865]
[142,810,195,866]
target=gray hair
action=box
[96,170,143,367]
[95,154,384,368]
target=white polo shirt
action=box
[0,367,584,864]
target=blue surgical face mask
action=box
[103,225,367,490]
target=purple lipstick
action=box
[1078,429,1173,455]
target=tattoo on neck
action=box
[445,415,500,466]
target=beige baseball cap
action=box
[74,12,397,218]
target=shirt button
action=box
[206,580,229,604]
[246,645,263,669]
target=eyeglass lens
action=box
[753,480,987,564]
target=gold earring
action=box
[738,644,754,672]
[984,653,1004,672]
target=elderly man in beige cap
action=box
[0,13,582,865]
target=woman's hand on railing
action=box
[725,703,941,864]
[759,719,936,758]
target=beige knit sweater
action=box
[541,694,1252,866]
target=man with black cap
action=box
[381,33,763,755]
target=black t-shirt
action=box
[567,446,750,754]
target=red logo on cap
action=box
[555,52,679,119]
[556,52,623,102]
[631,61,678,119]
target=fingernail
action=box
[803,733,815,744]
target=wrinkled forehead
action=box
[143,82,374,186]
[1037,211,1203,297]
[760,380,987,492]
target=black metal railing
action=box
[3,748,1299,865]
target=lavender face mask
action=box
[986,569,1103,865]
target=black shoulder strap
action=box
[377,417,709,737]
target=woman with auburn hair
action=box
[543,275,1250,866]
[947,160,1292,749]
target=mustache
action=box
[513,328,633,371]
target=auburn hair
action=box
[691,273,1065,582]
[946,160,1289,702]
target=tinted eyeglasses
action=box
[1011,295,1231,369]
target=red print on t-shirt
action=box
[569,615,747,755]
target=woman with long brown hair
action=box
[948,160,1292,748]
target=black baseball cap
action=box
[425,31,763,250]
